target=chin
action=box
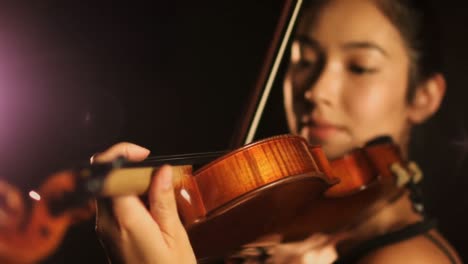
[305,137,351,159]
[300,129,354,159]
[322,146,349,160]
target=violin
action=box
[0,134,422,263]
[0,0,424,263]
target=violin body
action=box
[0,134,420,263]
[168,135,410,260]
[173,135,337,260]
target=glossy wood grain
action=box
[0,134,415,262]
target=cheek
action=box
[343,77,408,139]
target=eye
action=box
[292,59,318,71]
[348,64,378,74]
[299,60,314,68]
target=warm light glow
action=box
[180,188,191,204]
[28,190,41,201]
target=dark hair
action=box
[374,0,443,100]
[301,0,444,101]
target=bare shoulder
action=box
[357,230,462,264]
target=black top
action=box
[212,218,457,264]
[208,180,458,264]
[333,218,456,264]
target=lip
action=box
[301,117,342,141]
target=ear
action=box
[407,73,446,124]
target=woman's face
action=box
[284,0,412,159]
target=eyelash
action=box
[291,60,320,74]
[296,60,316,68]
[349,64,378,74]
[292,60,378,75]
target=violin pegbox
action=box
[407,162,423,184]
[390,161,424,187]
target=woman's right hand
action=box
[93,142,196,264]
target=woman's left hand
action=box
[93,142,196,264]
[267,233,338,264]
[228,233,339,264]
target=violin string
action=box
[126,150,229,167]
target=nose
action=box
[304,62,339,107]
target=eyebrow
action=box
[294,35,388,57]
[342,42,388,57]
[294,35,321,50]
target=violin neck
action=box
[97,165,192,196]
[83,151,223,197]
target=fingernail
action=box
[159,166,173,190]
[90,153,98,164]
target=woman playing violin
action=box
[95,0,463,263]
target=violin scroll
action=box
[0,171,95,264]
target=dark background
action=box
[0,1,466,263]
